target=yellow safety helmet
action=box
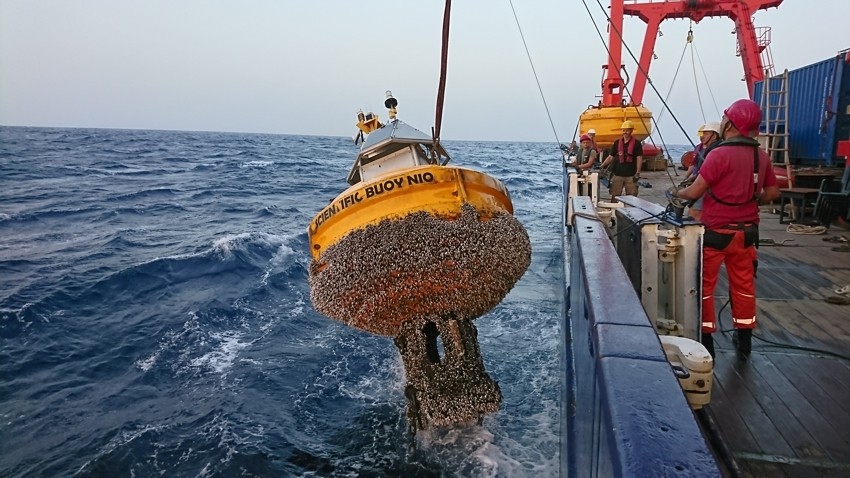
[621,120,634,130]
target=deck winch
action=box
[308,94,530,434]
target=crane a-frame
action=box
[580,0,783,148]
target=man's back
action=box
[699,141,776,230]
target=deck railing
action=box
[560,187,720,476]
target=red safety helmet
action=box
[723,99,761,137]
[580,134,591,142]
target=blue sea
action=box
[0,126,570,477]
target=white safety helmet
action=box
[702,122,721,134]
[587,129,596,135]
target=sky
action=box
[0,0,847,144]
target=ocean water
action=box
[0,126,567,477]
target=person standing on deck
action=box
[684,124,706,178]
[674,99,780,357]
[684,121,723,220]
[585,128,599,153]
[600,121,643,199]
[570,134,598,171]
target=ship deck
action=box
[637,167,850,477]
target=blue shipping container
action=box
[753,52,850,166]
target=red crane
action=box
[603,0,783,107]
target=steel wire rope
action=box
[508,0,562,150]
[578,0,675,165]
[579,0,682,186]
[691,35,707,122]
[656,37,691,124]
[434,0,451,146]
[693,42,722,119]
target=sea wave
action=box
[0,126,624,477]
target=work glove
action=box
[665,187,689,209]
[677,177,695,189]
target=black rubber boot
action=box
[733,329,752,355]
[701,333,715,359]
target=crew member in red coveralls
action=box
[674,99,780,358]
[600,121,643,199]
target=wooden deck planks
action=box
[749,353,850,462]
[758,301,847,353]
[785,301,850,344]
[711,354,796,458]
[706,360,761,453]
[775,353,850,417]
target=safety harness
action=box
[578,146,595,165]
[616,136,638,163]
[706,137,761,206]
[703,136,763,252]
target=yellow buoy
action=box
[308,164,513,261]
[306,94,531,433]
[579,105,653,149]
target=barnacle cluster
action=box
[309,203,531,431]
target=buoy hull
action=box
[308,165,514,260]
[309,203,531,336]
[308,166,530,337]
[579,105,653,149]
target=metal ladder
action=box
[760,69,792,188]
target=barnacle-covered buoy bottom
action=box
[308,203,530,431]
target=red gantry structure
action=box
[580,0,783,147]
[625,0,783,103]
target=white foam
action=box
[76,423,168,475]
[189,331,250,374]
[211,231,289,260]
[135,312,202,372]
[134,353,158,372]
[259,241,297,285]
[239,160,274,168]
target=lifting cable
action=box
[433,0,451,145]
[690,28,707,122]
[656,34,691,124]
[582,0,708,186]
[508,0,562,149]
[692,41,722,119]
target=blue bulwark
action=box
[561,196,720,477]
